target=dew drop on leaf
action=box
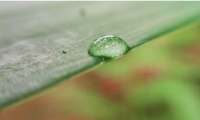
[88,35,130,59]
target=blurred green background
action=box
[1,23,200,120]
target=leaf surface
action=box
[1,2,200,109]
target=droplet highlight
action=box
[88,35,130,59]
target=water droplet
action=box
[88,35,130,59]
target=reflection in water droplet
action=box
[88,35,130,59]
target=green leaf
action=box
[1,2,200,109]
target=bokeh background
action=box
[0,23,200,120]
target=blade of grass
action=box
[1,2,200,109]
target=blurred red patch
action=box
[178,42,200,64]
[135,66,160,82]
[97,75,123,101]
